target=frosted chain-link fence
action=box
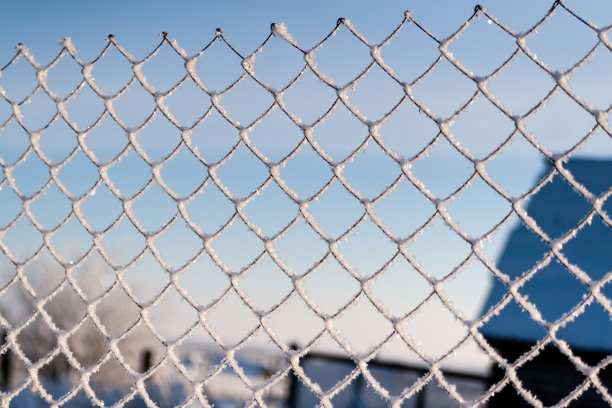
[1,1,612,407]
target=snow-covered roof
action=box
[480,158,612,351]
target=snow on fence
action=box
[1,1,612,407]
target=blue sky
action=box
[1,0,612,374]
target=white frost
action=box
[272,23,298,47]
[59,37,78,54]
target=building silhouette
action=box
[480,159,612,407]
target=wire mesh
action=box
[1,1,612,407]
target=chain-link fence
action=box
[1,1,612,407]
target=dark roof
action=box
[480,159,612,351]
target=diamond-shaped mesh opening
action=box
[521,259,588,323]
[399,297,469,361]
[112,81,156,129]
[373,178,436,240]
[238,255,293,313]
[173,325,226,382]
[205,290,260,348]
[377,99,440,160]
[16,313,57,363]
[218,75,274,127]
[89,357,135,403]
[183,183,235,236]
[409,137,474,199]
[90,46,134,96]
[68,317,108,368]
[186,108,239,164]
[382,21,440,83]
[342,142,401,200]
[11,152,49,197]
[160,146,208,198]
[482,135,546,198]
[442,259,493,319]
[265,292,325,349]
[337,219,397,279]
[83,115,128,164]
[133,113,182,163]
[153,217,203,270]
[449,94,515,161]
[94,285,141,337]
[525,7,597,73]
[487,52,556,117]
[123,251,169,306]
[243,182,298,238]
[251,34,305,91]
[22,250,64,299]
[272,218,328,276]
[163,78,211,129]
[445,176,511,239]
[209,218,263,272]
[333,295,394,355]
[116,321,165,374]
[106,148,152,199]
[3,217,43,263]
[527,170,592,240]
[39,353,79,401]
[78,182,123,232]
[312,103,369,162]
[307,180,364,240]
[447,14,518,78]
[311,26,372,87]
[131,182,177,233]
[203,363,254,405]
[18,91,57,131]
[43,283,86,331]
[0,120,30,166]
[140,44,187,94]
[0,56,38,102]
[56,149,99,198]
[524,90,595,156]
[0,187,19,227]
[36,119,77,165]
[279,143,332,199]
[248,108,303,163]
[147,286,198,343]
[0,280,36,327]
[442,337,493,377]
[29,183,72,231]
[301,257,360,317]
[282,69,337,125]
[412,59,476,121]
[194,41,244,93]
[64,85,105,131]
[369,257,432,319]
[99,216,146,268]
[346,64,405,122]
[407,217,472,281]
[568,44,612,111]
[215,143,269,199]
[144,359,192,407]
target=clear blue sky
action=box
[1,0,611,373]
